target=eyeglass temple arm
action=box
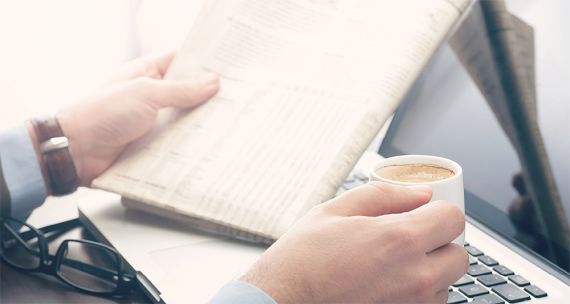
[8,218,81,242]
[49,254,124,281]
[40,218,81,233]
[2,224,43,255]
[56,255,163,303]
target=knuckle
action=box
[350,216,373,228]
[369,181,407,197]
[366,181,395,197]
[131,76,154,89]
[439,202,465,232]
[132,57,161,78]
[385,221,421,252]
[398,225,418,246]
[415,267,438,299]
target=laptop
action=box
[79,17,570,304]
[374,42,570,302]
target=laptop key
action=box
[453,274,474,287]
[472,293,505,304]
[477,274,506,287]
[493,265,514,276]
[524,285,547,298]
[447,291,468,303]
[492,284,531,303]
[469,256,478,265]
[468,264,491,277]
[508,275,530,287]
[463,242,470,247]
[465,246,484,256]
[478,255,499,266]
[458,283,489,297]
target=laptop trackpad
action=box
[149,239,265,302]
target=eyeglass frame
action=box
[0,217,137,298]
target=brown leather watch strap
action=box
[30,117,79,196]
[0,158,12,217]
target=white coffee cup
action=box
[369,155,465,245]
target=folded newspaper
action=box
[93,0,472,244]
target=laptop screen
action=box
[379,42,569,274]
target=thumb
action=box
[322,181,432,217]
[142,72,220,109]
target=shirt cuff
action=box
[0,124,47,220]
[209,280,277,304]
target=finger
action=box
[110,51,176,82]
[147,51,177,77]
[141,73,220,109]
[426,243,469,291]
[322,181,432,217]
[407,200,465,252]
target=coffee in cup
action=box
[369,155,465,245]
[375,164,455,183]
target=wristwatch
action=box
[30,117,79,196]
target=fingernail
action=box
[406,185,432,194]
[198,72,219,86]
[202,83,220,96]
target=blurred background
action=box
[1,0,566,127]
[0,0,206,127]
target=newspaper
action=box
[94,0,471,243]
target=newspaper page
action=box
[94,0,470,241]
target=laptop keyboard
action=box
[450,243,547,303]
[338,173,549,303]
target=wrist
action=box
[240,261,310,304]
[240,273,286,303]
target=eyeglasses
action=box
[0,217,161,302]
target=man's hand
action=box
[242,182,468,303]
[56,52,219,185]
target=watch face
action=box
[39,137,70,154]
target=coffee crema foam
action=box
[376,164,455,183]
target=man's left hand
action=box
[56,52,219,185]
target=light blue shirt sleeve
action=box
[0,124,47,220]
[209,280,277,304]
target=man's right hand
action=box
[241,182,468,303]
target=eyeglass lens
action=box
[58,240,121,293]
[1,219,42,269]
